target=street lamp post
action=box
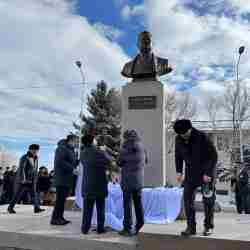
[75,60,86,160]
[236,46,245,163]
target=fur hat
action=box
[173,119,192,134]
[28,144,40,150]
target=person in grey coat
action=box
[50,134,78,226]
[117,130,147,236]
[8,144,45,214]
[81,134,113,234]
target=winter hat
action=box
[82,134,94,147]
[29,144,40,150]
[123,129,138,140]
[173,119,192,134]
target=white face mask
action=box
[93,138,98,146]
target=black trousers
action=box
[236,187,250,214]
[123,189,144,231]
[184,183,215,229]
[51,186,69,220]
[9,183,39,209]
[81,197,105,233]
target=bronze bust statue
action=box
[121,31,172,80]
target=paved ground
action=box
[0,205,138,250]
[142,212,250,241]
[0,204,249,250]
[196,193,237,212]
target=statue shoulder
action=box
[156,56,168,64]
[121,60,134,78]
[155,56,172,75]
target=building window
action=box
[217,134,229,151]
[217,135,223,151]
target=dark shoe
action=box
[61,218,71,224]
[97,228,107,234]
[81,230,89,235]
[50,219,68,226]
[135,223,144,234]
[34,207,45,214]
[181,227,196,237]
[119,229,134,237]
[203,227,213,236]
[50,219,60,225]
[7,207,16,214]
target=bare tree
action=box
[165,91,177,129]
[223,80,250,163]
[165,91,197,127]
[205,96,221,129]
[223,80,250,129]
[165,90,197,154]
[0,147,17,169]
[175,92,197,120]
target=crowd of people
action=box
[0,158,70,209]
[4,119,250,238]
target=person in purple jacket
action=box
[118,130,148,236]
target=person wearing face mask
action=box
[81,133,113,235]
[50,134,78,226]
[8,144,45,214]
[173,119,218,237]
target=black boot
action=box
[97,228,107,234]
[34,207,45,213]
[181,226,196,236]
[135,222,144,235]
[61,218,71,225]
[7,206,16,214]
[203,226,213,236]
[51,218,68,226]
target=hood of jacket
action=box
[57,139,75,151]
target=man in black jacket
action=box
[50,135,78,226]
[8,144,45,214]
[174,119,218,236]
[237,164,250,214]
[81,134,113,234]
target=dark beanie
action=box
[82,134,94,147]
[173,119,192,134]
[123,129,139,140]
[29,144,40,150]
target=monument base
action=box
[122,80,166,187]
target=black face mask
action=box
[27,151,37,159]
[27,151,33,157]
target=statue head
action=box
[137,31,152,54]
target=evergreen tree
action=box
[74,80,121,161]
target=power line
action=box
[192,119,250,123]
[0,82,84,91]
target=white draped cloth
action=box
[75,165,183,231]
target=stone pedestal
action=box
[121,80,166,187]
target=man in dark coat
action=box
[2,167,11,203]
[0,167,3,196]
[117,130,148,236]
[237,164,250,214]
[8,144,45,214]
[7,165,17,203]
[50,134,78,226]
[81,134,113,234]
[174,119,218,236]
